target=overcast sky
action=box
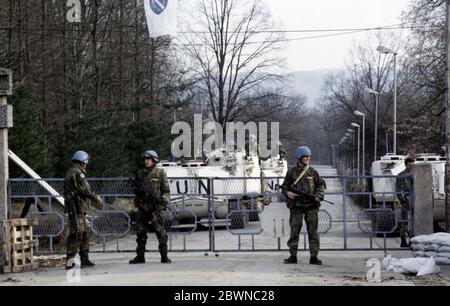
[265,0,411,72]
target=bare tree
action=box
[400,0,446,153]
[317,33,402,169]
[181,0,285,127]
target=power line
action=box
[0,22,443,47]
[0,22,442,35]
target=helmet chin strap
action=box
[74,161,87,169]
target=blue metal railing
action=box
[8,175,411,253]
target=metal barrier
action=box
[8,174,411,253]
[90,211,131,237]
[358,209,398,234]
[226,210,263,235]
[301,209,333,234]
[164,210,197,235]
[29,211,65,237]
[357,208,398,255]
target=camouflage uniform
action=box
[282,164,326,258]
[395,169,412,239]
[133,166,170,260]
[64,163,98,262]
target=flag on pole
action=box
[144,0,178,38]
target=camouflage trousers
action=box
[399,201,410,239]
[287,207,320,257]
[135,208,168,258]
[66,213,90,260]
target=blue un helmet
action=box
[295,146,312,160]
[72,151,90,164]
[143,150,160,163]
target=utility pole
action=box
[0,68,13,273]
[393,54,397,155]
[446,0,450,232]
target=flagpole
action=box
[446,0,450,232]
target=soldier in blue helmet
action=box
[129,150,172,264]
[395,157,415,248]
[281,146,326,265]
[64,151,102,270]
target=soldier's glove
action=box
[286,191,298,200]
[92,195,103,209]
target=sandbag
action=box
[411,243,440,252]
[381,255,394,270]
[424,251,438,257]
[434,257,450,265]
[417,257,441,276]
[412,244,426,252]
[410,233,450,246]
[427,244,441,252]
[393,258,428,274]
[382,255,428,274]
[439,246,450,253]
[436,252,450,259]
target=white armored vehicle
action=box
[158,147,288,222]
[370,153,446,228]
[370,154,407,204]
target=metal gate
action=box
[8,174,411,253]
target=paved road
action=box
[1,251,449,286]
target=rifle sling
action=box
[291,165,309,187]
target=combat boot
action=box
[161,257,172,264]
[129,256,146,264]
[160,249,172,264]
[400,238,409,248]
[283,256,298,264]
[81,259,96,268]
[65,258,76,270]
[310,256,322,265]
[65,255,79,270]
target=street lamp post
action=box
[351,123,361,181]
[347,129,355,174]
[345,132,352,174]
[316,144,321,164]
[366,88,380,161]
[339,137,347,172]
[354,111,366,177]
[331,144,335,167]
[386,132,389,155]
[377,46,398,155]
